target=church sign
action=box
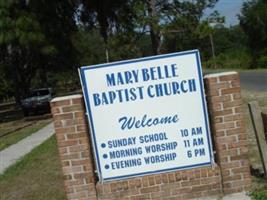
[79,50,213,181]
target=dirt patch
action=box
[241,89,267,172]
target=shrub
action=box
[205,49,252,69]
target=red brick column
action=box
[204,72,251,194]
[50,95,97,200]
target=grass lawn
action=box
[0,118,52,150]
[0,135,66,200]
[250,177,267,200]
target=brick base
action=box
[97,166,221,200]
[51,72,251,200]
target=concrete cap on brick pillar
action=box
[204,71,237,78]
[51,94,83,103]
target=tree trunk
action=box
[13,63,22,106]
[146,0,161,55]
[7,45,34,106]
[7,45,20,106]
[40,64,48,87]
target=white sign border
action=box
[79,49,214,182]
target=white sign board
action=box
[79,50,213,182]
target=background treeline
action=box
[0,0,266,104]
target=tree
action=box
[144,0,219,55]
[146,0,161,55]
[0,0,77,104]
[30,0,77,82]
[73,28,106,65]
[78,0,136,61]
[239,0,267,68]
[0,0,48,104]
[78,0,219,56]
[0,48,13,101]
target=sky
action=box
[205,0,246,26]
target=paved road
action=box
[0,123,54,174]
[240,71,267,91]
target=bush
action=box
[49,70,80,95]
[256,55,267,68]
[256,48,267,68]
[205,49,252,69]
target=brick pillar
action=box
[50,94,97,200]
[204,72,251,194]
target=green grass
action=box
[0,135,66,200]
[0,119,51,150]
[250,177,267,200]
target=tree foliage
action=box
[1,0,265,102]
[143,0,219,54]
[239,0,267,68]
[77,0,219,56]
[78,0,136,42]
[0,0,47,103]
[0,0,77,104]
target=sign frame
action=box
[79,49,214,182]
